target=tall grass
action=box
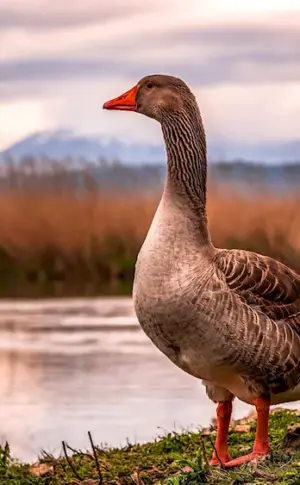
[0,160,299,297]
[0,187,159,297]
[207,184,300,267]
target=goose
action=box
[103,75,300,468]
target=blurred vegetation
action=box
[1,409,299,484]
[0,158,299,298]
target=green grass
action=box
[1,409,299,484]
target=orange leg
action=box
[225,397,271,468]
[211,401,233,465]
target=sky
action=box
[1,0,300,151]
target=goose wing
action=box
[215,249,300,393]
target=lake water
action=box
[0,297,298,462]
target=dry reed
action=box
[0,179,299,297]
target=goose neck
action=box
[161,108,210,243]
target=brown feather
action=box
[216,249,300,393]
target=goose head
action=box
[103,74,195,122]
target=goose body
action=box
[103,74,300,467]
[133,196,220,383]
[134,198,300,407]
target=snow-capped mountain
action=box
[1,129,300,164]
[0,130,166,164]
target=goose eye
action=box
[146,81,153,89]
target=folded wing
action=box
[215,249,300,393]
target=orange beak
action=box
[103,85,138,111]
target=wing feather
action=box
[216,249,300,327]
[215,249,300,393]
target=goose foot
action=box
[224,448,270,468]
[210,400,233,466]
[210,452,232,466]
[224,396,271,468]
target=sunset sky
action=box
[1,0,300,151]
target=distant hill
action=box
[0,130,166,164]
[1,129,300,164]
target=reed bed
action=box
[0,164,299,297]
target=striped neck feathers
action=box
[161,100,209,239]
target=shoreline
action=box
[2,408,299,484]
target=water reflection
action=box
[0,298,298,461]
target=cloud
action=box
[0,0,167,30]
[2,0,300,149]
[2,12,300,91]
[0,100,49,150]
[159,25,300,59]
[2,24,300,90]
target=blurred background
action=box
[0,0,300,461]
